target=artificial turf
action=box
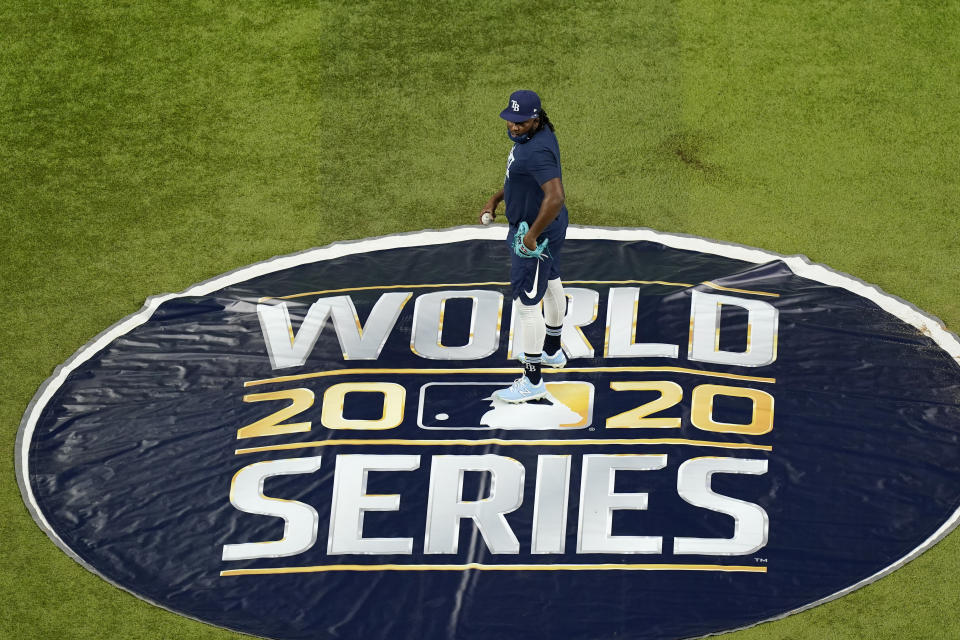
[2,1,958,638]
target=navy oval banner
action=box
[17,227,960,640]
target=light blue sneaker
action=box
[493,376,548,403]
[518,349,568,369]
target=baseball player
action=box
[480,90,569,403]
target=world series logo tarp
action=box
[16,226,960,640]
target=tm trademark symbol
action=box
[754,558,768,564]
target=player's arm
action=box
[480,188,504,223]
[524,178,565,250]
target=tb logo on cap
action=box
[511,100,520,111]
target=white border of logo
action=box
[15,225,960,638]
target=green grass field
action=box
[3,1,959,638]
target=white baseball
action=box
[481,212,494,225]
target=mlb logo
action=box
[418,381,595,430]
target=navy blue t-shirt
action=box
[503,127,569,240]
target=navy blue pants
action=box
[507,223,566,305]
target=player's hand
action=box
[479,207,496,224]
[523,231,537,251]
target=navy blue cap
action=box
[500,90,541,122]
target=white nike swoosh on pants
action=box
[524,260,540,298]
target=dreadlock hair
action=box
[538,109,556,132]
